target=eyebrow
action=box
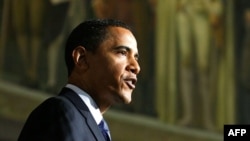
[113,46,139,59]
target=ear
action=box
[72,46,88,69]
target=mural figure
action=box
[176,0,223,130]
[11,0,46,87]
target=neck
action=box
[95,98,112,115]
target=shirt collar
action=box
[65,84,103,124]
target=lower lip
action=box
[125,81,135,89]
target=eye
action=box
[117,50,127,56]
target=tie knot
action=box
[98,120,109,132]
[98,119,111,141]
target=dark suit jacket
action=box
[18,87,107,141]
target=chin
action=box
[121,93,132,104]
[112,90,132,104]
[114,96,131,104]
[124,99,132,104]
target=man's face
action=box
[85,27,140,105]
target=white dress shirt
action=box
[65,84,103,125]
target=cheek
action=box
[104,63,126,86]
[93,63,121,79]
[109,63,125,77]
[93,55,127,84]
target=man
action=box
[17,19,140,141]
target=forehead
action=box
[104,27,138,51]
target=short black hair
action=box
[65,19,132,76]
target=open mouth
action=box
[124,77,137,89]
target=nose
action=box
[126,58,140,75]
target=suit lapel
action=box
[59,88,106,141]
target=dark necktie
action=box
[98,119,111,141]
